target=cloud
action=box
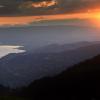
[0,0,100,16]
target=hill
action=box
[22,55,100,100]
[1,42,100,87]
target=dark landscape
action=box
[0,50,100,100]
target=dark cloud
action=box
[0,0,100,16]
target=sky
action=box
[0,0,100,25]
[0,0,100,16]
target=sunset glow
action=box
[86,9,100,27]
[32,0,57,8]
[0,9,100,27]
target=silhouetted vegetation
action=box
[1,54,100,100]
[20,55,100,100]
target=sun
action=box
[92,13,100,27]
[86,9,100,28]
[91,13,100,19]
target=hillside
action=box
[0,52,100,100]
[1,43,100,87]
[22,55,100,100]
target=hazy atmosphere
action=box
[0,23,100,58]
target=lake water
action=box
[0,45,25,58]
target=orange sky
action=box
[0,10,100,26]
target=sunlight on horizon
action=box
[0,9,100,27]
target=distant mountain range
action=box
[0,41,100,87]
[35,41,99,53]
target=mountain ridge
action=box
[22,54,100,100]
[1,42,100,87]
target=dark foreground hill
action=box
[0,54,100,100]
[21,55,100,100]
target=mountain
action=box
[0,43,100,87]
[22,54,100,100]
[0,46,100,99]
[35,41,99,53]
